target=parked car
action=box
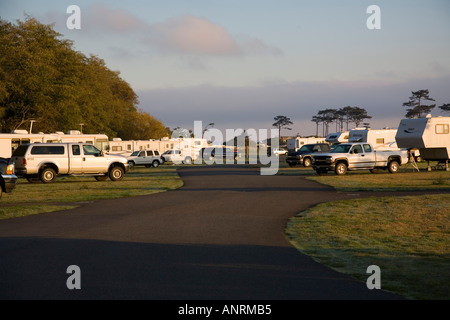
[311,143,409,175]
[11,143,129,183]
[0,158,18,199]
[285,143,331,167]
[272,148,288,156]
[127,150,163,168]
[161,149,197,164]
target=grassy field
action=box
[0,165,183,219]
[286,194,450,300]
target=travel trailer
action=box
[0,130,109,159]
[395,115,450,165]
[348,128,399,150]
[286,137,327,153]
[325,131,349,147]
[108,137,210,158]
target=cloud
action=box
[83,3,149,34]
[147,15,241,55]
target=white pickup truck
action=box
[311,143,409,175]
[11,143,130,183]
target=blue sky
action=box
[1,0,450,136]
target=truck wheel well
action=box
[0,177,5,193]
[40,163,59,174]
[109,162,126,171]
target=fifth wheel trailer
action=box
[395,115,450,170]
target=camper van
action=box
[348,128,399,150]
[395,115,450,163]
[326,131,349,148]
[286,137,327,153]
[0,130,109,159]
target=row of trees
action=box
[311,107,371,137]
[0,17,168,140]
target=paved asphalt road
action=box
[0,165,405,300]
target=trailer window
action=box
[112,146,122,151]
[376,138,385,144]
[436,124,449,134]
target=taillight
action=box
[23,158,27,165]
[6,164,14,175]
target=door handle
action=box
[83,157,86,161]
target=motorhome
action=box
[0,130,109,159]
[348,128,399,150]
[286,137,327,153]
[395,115,450,164]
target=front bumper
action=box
[1,174,18,193]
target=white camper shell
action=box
[326,131,349,146]
[395,116,450,164]
[348,128,399,150]
[286,137,327,153]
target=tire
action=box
[152,160,160,168]
[303,158,312,167]
[109,166,124,181]
[335,162,347,175]
[95,175,108,181]
[388,160,400,173]
[39,167,57,183]
[0,186,2,199]
[183,157,192,165]
[128,161,135,169]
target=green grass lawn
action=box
[286,194,450,300]
[0,166,183,219]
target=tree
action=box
[402,89,436,118]
[0,17,166,140]
[348,107,372,128]
[317,109,336,136]
[272,115,293,141]
[438,103,450,114]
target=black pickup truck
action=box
[0,158,18,199]
[285,143,331,167]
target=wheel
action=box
[183,157,192,165]
[370,168,380,174]
[335,162,347,175]
[152,160,160,168]
[128,161,135,169]
[0,186,2,199]
[95,175,108,181]
[109,166,124,181]
[39,167,57,183]
[416,156,422,162]
[303,158,312,167]
[388,160,400,173]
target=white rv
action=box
[286,137,327,153]
[395,115,450,163]
[348,128,399,150]
[0,130,109,159]
[326,131,349,147]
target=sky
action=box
[1,0,450,137]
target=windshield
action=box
[130,151,139,156]
[299,145,314,152]
[162,150,171,155]
[331,144,351,153]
